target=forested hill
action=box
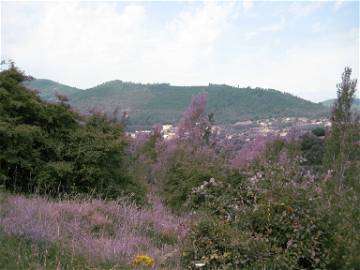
[321,98,360,110]
[25,79,328,128]
[23,79,81,101]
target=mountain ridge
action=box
[25,78,329,128]
[23,79,81,101]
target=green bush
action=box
[161,144,225,212]
[181,161,360,269]
[0,66,144,201]
[312,127,325,137]
[300,133,325,166]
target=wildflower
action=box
[132,255,155,267]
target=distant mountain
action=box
[25,79,329,128]
[23,79,81,102]
[321,98,360,110]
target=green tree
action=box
[0,64,144,201]
[324,67,359,188]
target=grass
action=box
[0,191,187,269]
[0,230,127,270]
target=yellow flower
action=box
[132,255,155,267]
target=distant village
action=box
[129,117,331,142]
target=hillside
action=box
[321,98,360,110]
[23,79,81,101]
[25,79,329,128]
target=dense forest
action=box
[1,65,359,269]
[24,78,328,129]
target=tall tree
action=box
[324,67,359,188]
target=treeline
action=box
[0,65,144,201]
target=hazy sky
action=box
[1,1,359,102]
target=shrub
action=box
[312,127,325,137]
[0,66,144,201]
[181,156,359,269]
[300,133,325,166]
[162,144,225,211]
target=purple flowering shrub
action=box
[148,93,226,211]
[229,134,280,168]
[176,93,209,141]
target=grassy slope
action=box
[25,79,329,128]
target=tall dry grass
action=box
[0,193,189,268]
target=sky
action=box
[1,0,359,102]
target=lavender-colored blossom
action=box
[177,93,208,139]
[284,126,301,143]
[230,134,279,168]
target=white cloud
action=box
[244,17,285,40]
[334,0,346,10]
[215,29,359,102]
[1,1,358,102]
[288,2,324,17]
[242,0,253,11]
[143,2,235,81]
[2,2,148,87]
[2,2,235,88]
[312,22,327,33]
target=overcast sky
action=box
[1,1,359,102]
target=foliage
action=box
[129,125,163,185]
[0,231,104,270]
[324,67,360,187]
[162,144,225,211]
[300,133,325,166]
[154,93,225,211]
[0,66,143,200]
[182,161,359,269]
[312,127,326,137]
